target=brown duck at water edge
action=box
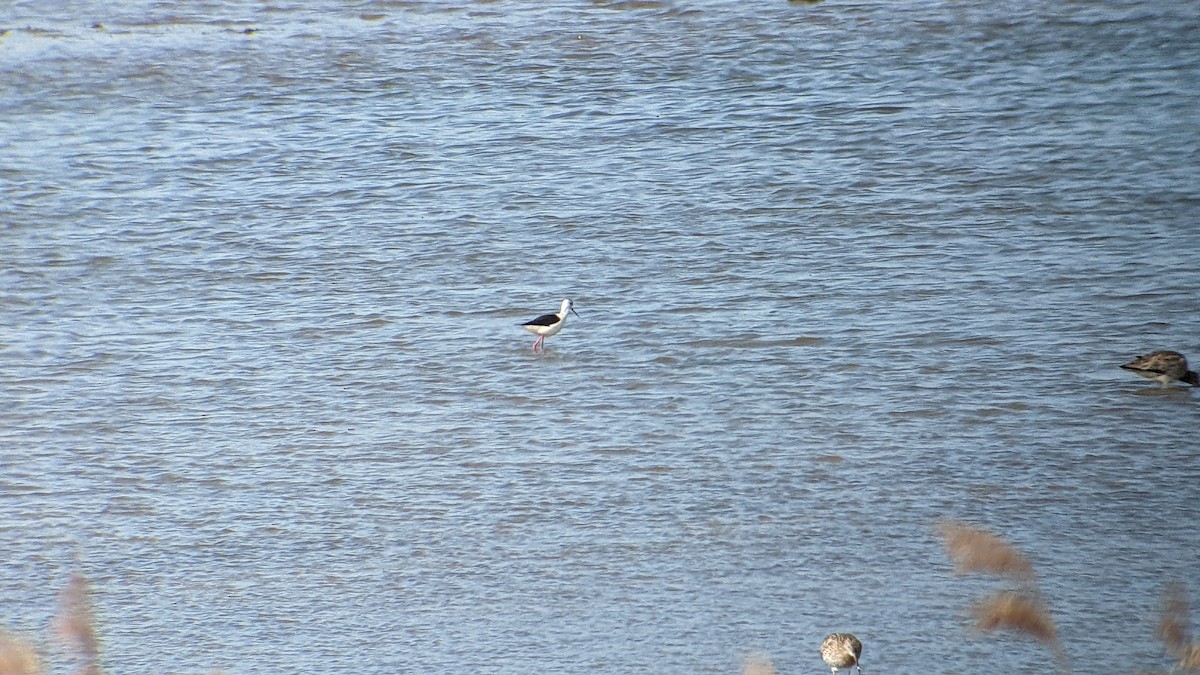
[820,633,863,674]
[1120,351,1200,387]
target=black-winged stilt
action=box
[1120,350,1199,387]
[520,298,579,352]
[820,633,863,675]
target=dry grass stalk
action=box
[0,629,40,675]
[972,591,1059,645]
[939,520,1036,581]
[1160,582,1200,672]
[54,575,101,675]
[740,652,776,675]
[1160,582,1193,655]
[1177,644,1200,671]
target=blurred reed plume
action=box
[1160,582,1192,654]
[972,590,1058,644]
[938,521,1070,672]
[938,520,1036,581]
[1159,582,1200,672]
[740,652,776,675]
[54,574,102,675]
[0,629,40,675]
[1177,646,1200,672]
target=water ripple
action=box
[2,1,1199,673]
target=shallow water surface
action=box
[2,0,1199,672]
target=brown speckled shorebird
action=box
[820,633,863,674]
[1120,351,1199,387]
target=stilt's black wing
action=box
[522,313,558,327]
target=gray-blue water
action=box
[3,1,1199,672]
